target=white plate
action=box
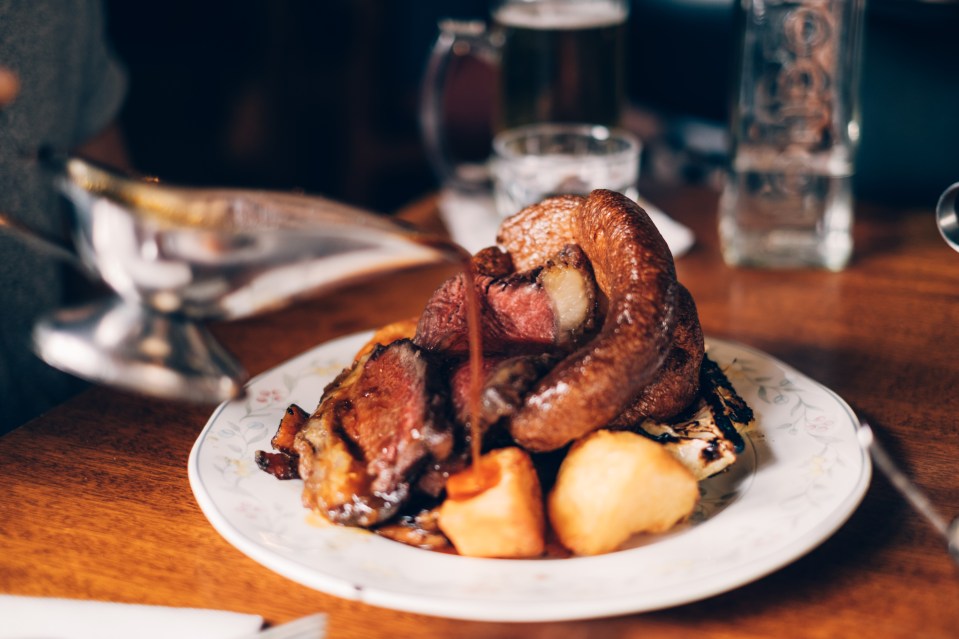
[188,334,870,622]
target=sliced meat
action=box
[414,244,598,356]
[449,353,559,432]
[337,341,454,488]
[294,339,454,527]
[412,353,558,498]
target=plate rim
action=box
[188,334,872,622]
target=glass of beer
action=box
[421,0,630,190]
[494,0,627,130]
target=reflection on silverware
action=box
[857,418,959,565]
[936,182,959,252]
[32,298,247,402]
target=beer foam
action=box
[494,0,628,30]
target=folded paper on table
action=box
[0,596,264,639]
[438,187,695,258]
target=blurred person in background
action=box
[0,0,128,432]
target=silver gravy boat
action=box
[2,157,456,403]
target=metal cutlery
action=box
[857,418,959,565]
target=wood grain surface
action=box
[2,185,957,638]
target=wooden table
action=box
[2,185,958,638]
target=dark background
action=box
[104,0,959,214]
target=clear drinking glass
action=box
[491,123,640,217]
[719,0,867,270]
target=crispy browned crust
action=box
[294,340,454,527]
[254,450,300,480]
[271,403,309,454]
[253,403,310,480]
[608,283,704,424]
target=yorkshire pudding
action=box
[497,190,687,451]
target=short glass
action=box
[491,123,640,217]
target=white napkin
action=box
[438,187,695,258]
[0,596,264,639]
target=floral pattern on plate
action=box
[188,334,870,621]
